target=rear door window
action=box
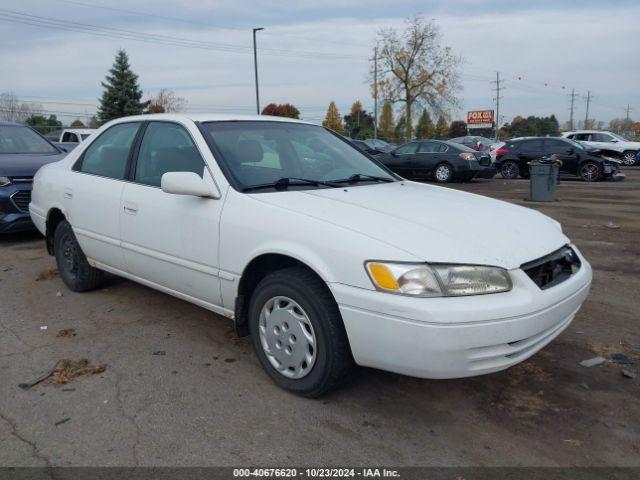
[76,122,140,180]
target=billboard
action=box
[467,110,494,129]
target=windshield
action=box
[0,125,58,154]
[610,132,628,142]
[201,121,396,190]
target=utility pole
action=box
[584,91,592,129]
[252,27,264,115]
[491,71,504,141]
[568,88,577,130]
[372,47,378,139]
[625,104,632,123]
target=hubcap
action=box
[435,165,450,181]
[258,296,317,379]
[581,163,598,181]
[502,162,517,178]
[623,152,636,165]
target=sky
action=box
[1,0,639,127]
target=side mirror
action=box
[566,147,574,154]
[610,139,618,143]
[391,150,398,157]
[161,172,217,198]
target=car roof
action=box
[107,113,314,125]
[563,130,611,134]
[0,121,24,127]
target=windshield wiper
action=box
[242,177,340,192]
[332,173,394,184]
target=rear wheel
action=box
[433,163,453,183]
[500,160,520,179]
[621,150,637,166]
[579,161,601,182]
[53,220,104,292]
[248,267,352,397]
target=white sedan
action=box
[29,114,592,396]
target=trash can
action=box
[529,159,559,202]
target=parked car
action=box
[31,114,592,396]
[449,136,495,152]
[362,138,395,152]
[54,128,97,153]
[494,137,622,181]
[348,139,383,157]
[377,139,495,182]
[0,123,67,233]
[561,130,639,166]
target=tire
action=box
[433,163,453,183]
[248,266,353,397]
[621,151,637,166]
[53,220,104,292]
[579,161,602,182]
[500,160,520,179]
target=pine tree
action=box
[435,115,448,139]
[415,109,435,139]
[378,101,394,141]
[322,101,344,133]
[394,115,407,143]
[98,49,148,123]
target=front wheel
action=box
[54,220,104,292]
[248,267,353,397]
[579,162,602,182]
[433,163,453,183]
[500,160,520,179]
[621,151,637,166]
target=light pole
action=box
[253,27,264,115]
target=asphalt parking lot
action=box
[1,170,639,467]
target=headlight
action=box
[365,261,512,297]
[0,176,10,187]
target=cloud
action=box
[1,0,638,125]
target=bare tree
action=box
[0,92,41,123]
[374,16,462,140]
[147,89,187,113]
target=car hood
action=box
[252,181,569,270]
[0,152,67,177]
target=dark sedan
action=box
[494,137,623,182]
[0,123,67,233]
[377,139,495,183]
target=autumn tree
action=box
[344,101,375,138]
[147,89,186,113]
[70,119,86,128]
[435,115,448,139]
[374,15,461,141]
[378,101,394,141]
[98,49,148,123]
[322,101,344,133]
[414,109,435,139]
[88,116,100,128]
[448,120,467,138]
[261,103,300,119]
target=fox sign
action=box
[467,110,494,128]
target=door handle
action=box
[123,202,138,215]
[63,188,73,199]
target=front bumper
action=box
[0,183,35,233]
[330,246,592,379]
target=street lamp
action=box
[253,27,264,115]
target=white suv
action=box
[29,114,592,396]
[561,130,639,165]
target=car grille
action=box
[521,245,581,290]
[10,190,32,212]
